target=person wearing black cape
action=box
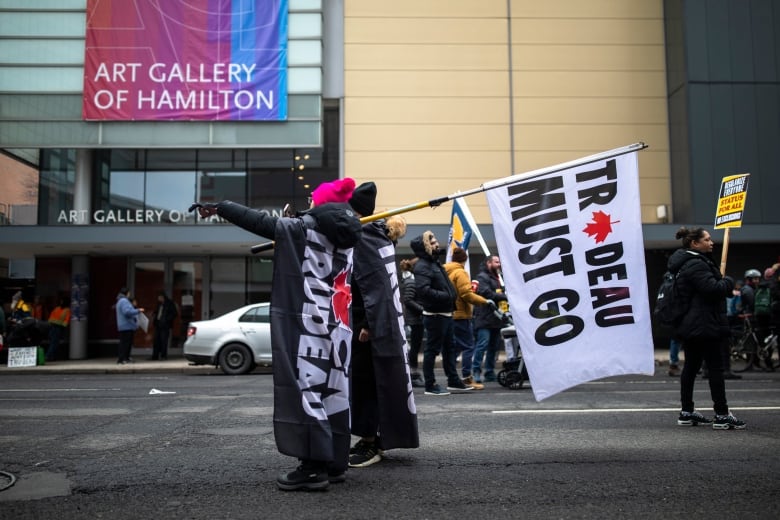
[195,177,362,490]
[346,182,419,468]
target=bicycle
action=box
[729,314,778,372]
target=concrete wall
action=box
[343,0,671,225]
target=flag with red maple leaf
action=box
[583,210,620,243]
[485,151,654,401]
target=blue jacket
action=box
[116,296,140,332]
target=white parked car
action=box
[184,303,272,375]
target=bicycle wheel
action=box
[730,335,755,373]
[760,335,779,371]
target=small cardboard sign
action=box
[8,347,39,367]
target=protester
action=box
[346,183,419,469]
[669,227,745,430]
[400,257,425,387]
[10,291,31,324]
[115,288,143,365]
[472,255,508,383]
[0,303,6,341]
[46,297,70,361]
[31,295,45,320]
[765,262,780,326]
[150,290,177,360]
[444,247,494,390]
[195,177,362,491]
[410,230,468,395]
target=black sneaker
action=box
[348,441,382,468]
[424,384,450,396]
[277,463,329,491]
[446,379,474,392]
[411,373,425,388]
[328,471,346,483]
[713,414,746,430]
[677,411,712,426]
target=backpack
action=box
[654,259,695,335]
[753,284,772,317]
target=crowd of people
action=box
[5,179,774,490]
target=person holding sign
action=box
[668,227,745,430]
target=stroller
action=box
[497,312,529,390]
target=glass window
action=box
[248,258,273,303]
[210,258,247,318]
[145,171,198,223]
[37,149,72,226]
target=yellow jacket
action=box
[444,261,488,320]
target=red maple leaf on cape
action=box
[331,268,351,327]
[582,210,620,243]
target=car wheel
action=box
[218,343,253,375]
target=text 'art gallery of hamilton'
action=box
[1,0,778,358]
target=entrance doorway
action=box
[131,259,206,351]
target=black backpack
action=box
[753,283,772,317]
[654,259,694,335]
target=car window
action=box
[239,306,270,324]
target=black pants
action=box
[407,323,423,371]
[118,330,134,362]
[152,326,171,359]
[350,338,378,438]
[681,337,728,415]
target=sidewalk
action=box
[0,349,672,375]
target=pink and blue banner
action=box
[83,0,288,121]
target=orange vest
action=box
[48,306,71,327]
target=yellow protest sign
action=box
[714,173,750,229]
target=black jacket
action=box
[473,263,508,329]
[216,200,362,249]
[400,273,423,326]
[668,248,733,340]
[409,234,456,314]
[153,298,177,329]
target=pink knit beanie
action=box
[311,177,356,206]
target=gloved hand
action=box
[486,299,497,310]
[189,202,218,218]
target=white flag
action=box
[485,152,654,401]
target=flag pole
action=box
[247,142,647,254]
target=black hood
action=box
[306,202,362,249]
[668,248,704,274]
[410,231,438,260]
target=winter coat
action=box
[153,298,177,329]
[116,295,140,332]
[215,199,362,249]
[400,271,423,326]
[473,263,508,329]
[444,261,488,320]
[409,233,456,314]
[668,248,733,341]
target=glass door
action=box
[171,260,204,349]
[131,258,206,352]
[132,261,165,349]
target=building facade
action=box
[1,0,779,357]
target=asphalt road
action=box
[1,369,779,519]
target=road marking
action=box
[0,388,122,392]
[492,406,780,414]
